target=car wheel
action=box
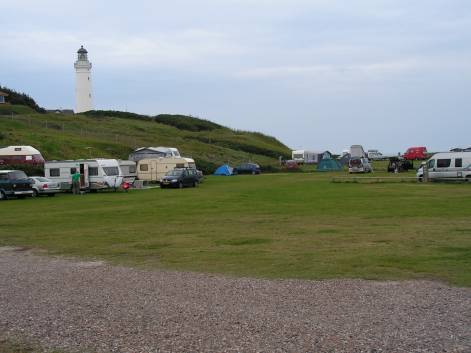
[0,191,6,201]
[179,181,183,189]
[32,189,39,197]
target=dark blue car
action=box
[234,163,261,175]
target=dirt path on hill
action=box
[0,248,470,353]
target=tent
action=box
[214,164,234,176]
[317,158,343,172]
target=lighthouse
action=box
[74,45,93,113]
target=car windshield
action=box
[102,166,120,176]
[166,170,183,177]
[9,171,28,180]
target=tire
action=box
[0,191,6,201]
[32,189,39,197]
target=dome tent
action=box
[214,164,234,176]
[317,158,342,172]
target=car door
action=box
[435,158,452,179]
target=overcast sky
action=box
[1,0,470,153]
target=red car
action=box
[403,146,428,160]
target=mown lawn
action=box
[1,173,470,286]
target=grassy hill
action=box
[0,104,291,173]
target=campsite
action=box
[1,169,470,287]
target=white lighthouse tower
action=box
[74,45,93,113]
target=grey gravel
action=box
[0,249,470,353]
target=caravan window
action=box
[89,167,98,176]
[103,167,119,176]
[176,163,185,168]
[129,165,136,173]
[140,164,148,171]
[455,158,462,168]
[49,168,60,177]
[437,159,451,168]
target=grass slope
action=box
[0,105,290,173]
[0,172,470,286]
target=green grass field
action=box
[1,172,470,286]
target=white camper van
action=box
[45,159,123,191]
[137,157,191,182]
[417,152,471,181]
[349,145,373,173]
[118,160,137,184]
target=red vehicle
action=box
[0,146,45,166]
[403,146,428,160]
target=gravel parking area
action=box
[0,248,470,353]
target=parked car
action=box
[160,168,200,188]
[348,157,373,173]
[403,146,428,160]
[0,170,33,200]
[234,163,261,175]
[28,176,61,197]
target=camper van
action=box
[417,152,471,181]
[349,145,372,173]
[137,157,191,182]
[45,159,123,191]
[0,145,45,166]
[118,160,137,184]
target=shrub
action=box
[0,86,46,113]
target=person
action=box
[72,169,81,195]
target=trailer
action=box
[292,150,328,164]
[118,160,137,184]
[44,159,123,191]
[137,157,191,182]
[0,145,45,166]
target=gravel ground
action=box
[0,248,470,353]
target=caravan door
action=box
[151,160,158,181]
[79,163,89,189]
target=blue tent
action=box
[214,164,234,176]
[317,158,343,172]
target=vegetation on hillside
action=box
[0,105,290,173]
[0,86,46,113]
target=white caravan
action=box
[417,152,471,181]
[367,149,384,160]
[292,150,320,164]
[118,160,137,184]
[349,145,373,173]
[137,157,191,182]
[45,159,123,191]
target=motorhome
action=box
[129,147,181,162]
[291,150,327,164]
[367,149,384,160]
[137,157,191,182]
[349,145,372,173]
[417,152,471,181]
[0,145,45,166]
[118,160,137,184]
[44,159,123,191]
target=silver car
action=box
[29,176,61,197]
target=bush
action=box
[193,158,218,175]
[0,86,46,113]
[0,164,44,176]
[154,114,222,132]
